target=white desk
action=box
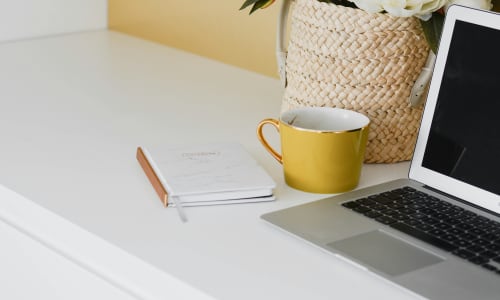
[0,30,416,299]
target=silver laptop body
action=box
[262,6,500,300]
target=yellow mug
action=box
[257,107,370,194]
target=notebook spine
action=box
[136,147,169,206]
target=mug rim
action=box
[280,107,370,133]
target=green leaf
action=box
[240,0,260,10]
[420,12,445,54]
[249,0,273,14]
[239,0,275,14]
[493,0,500,11]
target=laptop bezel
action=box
[409,5,500,214]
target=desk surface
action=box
[0,30,415,300]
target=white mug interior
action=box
[281,107,370,132]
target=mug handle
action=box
[257,118,283,164]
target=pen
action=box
[169,195,188,223]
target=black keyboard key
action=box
[469,224,487,232]
[460,233,477,241]
[412,213,427,219]
[414,223,434,232]
[441,234,460,242]
[448,228,465,236]
[454,239,473,248]
[456,223,475,231]
[357,198,376,206]
[392,214,411,221]
[390,222,457,252]
[353,205,371,214]
[400,199,415,205]
[467,245,485,253]
[342,201,359,209]
[482,263,498,271]
[434,222,452,230]
[406,194,423,200]
[399,208,417,215]
[364,211,382,219]
[386,203,405,210]
[431,213,449,220]
[453,249,476,259]
[485,243,500,251]
[463,210,478,217]
[479,250,498,259]
[419,208,435,215]
[480,224,498,232]
[475,215,491,223]
[451,206,465,212]
[421,217,440,225]
[429,229,446,236]
[383,209,400,216]
[371,195,394,205]
[405,219,422,226]
[370,204,387,211]
[375,216,397,225]
[408,203,426,210]
[474,239,492,246]
[444,210,462,217]
[383,191,403,200]
[481,233,499,241]
[444,218,462,225]
[439,208,455,215]
[469,256,489,265]
[427,201,442,208]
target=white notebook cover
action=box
[140,142,276,205]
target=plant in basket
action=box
[241,0,497,53]
[240,0,498,164]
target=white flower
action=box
[382,0,424,17]
[350,0,493,19]
[349,0,448,18]
[416,0,449,20]
[445,0,493,11]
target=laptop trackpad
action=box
[327,230,443,276]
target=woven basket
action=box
[277,0,433,163]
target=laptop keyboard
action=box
[342,186,500,274]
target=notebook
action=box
[261,6,500,300]
[137,142,276,207]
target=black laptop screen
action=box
[422,20,500,195]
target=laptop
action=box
[262,5,500,300]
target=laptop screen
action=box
[410,6,500,214]
[421,20,500,195]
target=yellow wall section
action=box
[108,0,280,78]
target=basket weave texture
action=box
[283,0,430,163]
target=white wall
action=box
[0,0,107,42]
